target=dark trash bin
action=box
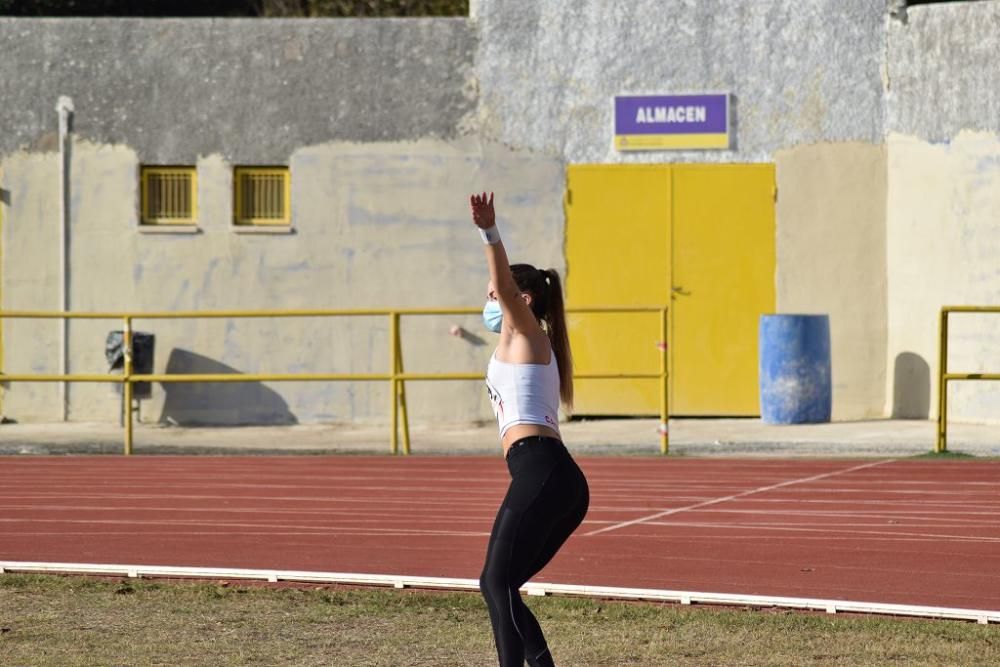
[106,331,155,399]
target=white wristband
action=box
[479,225,501,245]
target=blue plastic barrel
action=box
[759,315,832,424]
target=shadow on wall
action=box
[159,349,298,426]
[892,351,930,419]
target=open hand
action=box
[470,192,495,229]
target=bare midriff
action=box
[501,423,561,458]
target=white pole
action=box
[56,96,73,422]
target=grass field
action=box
[1,575,997,666]
[911,450,980,459]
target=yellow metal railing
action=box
[936,306,1000,453]
[0,307,669,456]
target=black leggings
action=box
[479,436,590,667]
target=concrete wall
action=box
[885,2,1000,422]
[3,2,1000,425]
[1,136,564,424]
[472,0,1000,423]
[0,151,64,421]
[472,0,893,419]
[0,18,564,425]
[886,131,1000,422]
[472,0,885,163]
[0,18,477,161]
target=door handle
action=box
[672,286,691,297]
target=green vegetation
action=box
[912,450,979,459]
[1,574,997,666]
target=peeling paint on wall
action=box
[886,131,1000,423]
[1,137,563,425]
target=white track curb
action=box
[2,560,996,625]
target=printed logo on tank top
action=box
[485,378,504,420]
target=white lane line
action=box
[3,531,987,544]
[1,482,512,493]
[583,459,896,537]
[585,518,1000,530]
[634,520,1000,543]
[4,530,494,538]
[0,504,498,521]
[0,517,488,536]
[6,532,989,544]
[738,498,1000,509]
[574,534,1000,545]
[0,493,505,506]
[626,509,1000,525]
[13,504,997,520]
[673,508,1000,516]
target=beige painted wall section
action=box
[1,138,564,426]
[0,151,64,421]
[775,142,888,420]
[886,131,1000,424]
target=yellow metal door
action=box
[670,164,776,415]
[565,165,670,415]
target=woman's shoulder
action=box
[494,334,553,366]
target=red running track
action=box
[1,456,999,611]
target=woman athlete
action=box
[470,192,590,667]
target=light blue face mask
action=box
[482,300,503,333]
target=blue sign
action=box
[614,94,731,151]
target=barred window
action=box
[234,167,290,226]
[141,167,197,225]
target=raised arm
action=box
[470,192,542,338]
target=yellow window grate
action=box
[234,167,290,226]
[141,167,197,225]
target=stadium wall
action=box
[1,2,997,426]
[885,1,1000,423]
[0,18,566,425]
[472,0,890,420]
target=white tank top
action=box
[485,348,561,439]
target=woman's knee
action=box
[479,566,506,600]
